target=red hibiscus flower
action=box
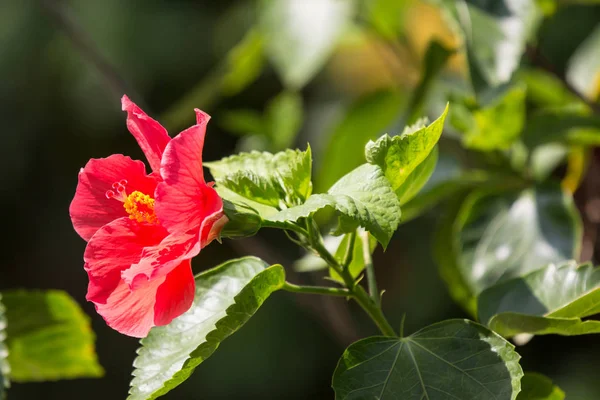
[69,95,227,337]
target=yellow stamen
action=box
[123,191,158,224]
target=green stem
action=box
[282,282,350,297]
[361,232,380,306]
[352,286,397,337]
[308,225,396,337]
[341,231,357,270]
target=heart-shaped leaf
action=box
[479,261,600,337]
[128,257,284,400]
[332,319,523,400]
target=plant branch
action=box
[361,232,380,306]
[41,0,141,104]
[282,282,350,297]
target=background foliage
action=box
[1,0,600,398]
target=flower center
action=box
[105,180,158,224]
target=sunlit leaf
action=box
[260,0,355,89]
[332,319,523,400]
[366,105,448,199]
[317,90,404,192]
[479,261,600,337]
[129,257,285,400]
[268,163,401,248]
[206,147,312,208]
[2,290,103,382]
[461,86,526,151]
[567,24,600,102]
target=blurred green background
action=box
[2,0,600,398]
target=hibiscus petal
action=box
[70,155,159,241]
[121,232,200,290]
[84,218,168,304]
[94,260,194,337]
[153,260,195,326]
[122,95,171,173]
[156,109,224,234]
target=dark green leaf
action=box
[479,262,600,337]
[317,90,404,192]
[455,185,581,297]
[406,41,454,123]
[455,0,541,93]
[219,109,266,137]
[129,257,285,400]
[523,107,600,148]
[268,164,401,248]
[518,68,585,108]
[461,86,526,151]
[518,372,565,400]
[366,104,448,198]
[260,0,354,89]
[206,147,312,209]
[332,319,523,400]
[2,290,103,382]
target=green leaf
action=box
[406,41,454,123]
[221,29,266,96]
[332,319,524,400]
[2,290,103,382]
[454,185,582,297]
[567,24,600,102]
[268,163,401,248]
[0,295,9,398]
[455,0,541,93]
[435,194,479,316]
[260,0,355,89]
[523,107,600,148]
[395,146,438,206]
[461,85,527,151]
[365,104,448,198]
[317,90,404,192]
[330,231,378,282]
[478,262,600,337]
[265,91,304,151]
[206,147,312,209]
[365,0,410,39]
[518,372,565,400]
[519,68,585,108]
[129,257,285,400]
[219,109,266,137]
